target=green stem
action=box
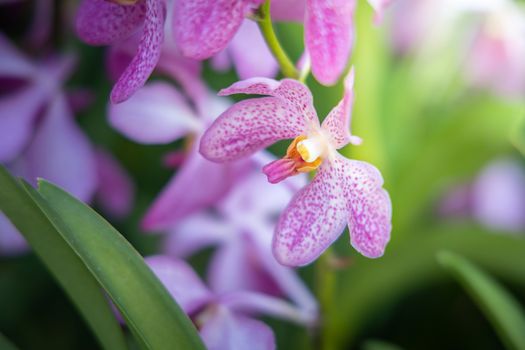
[315,249,337,350]
[257,0,299,79]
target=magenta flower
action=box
[75,0,165,103]
[163,164,318,322]
[146,255,314,350]
[199,70,392,266]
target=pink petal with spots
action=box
[145,255,212,314]
[321,68,361,149]
[340,157,392,258]
[200,307,275,350]
[173,0,263,60]
[271,0,306,22]
[109,82,200,144]
[218,77,318,125]
[305,0,355,85]
[273,161,349,266]
[94,149,135,219]
[75,0,146,45]
[200,97,306,162]
[110,0,164,103]
[229,21,278,79]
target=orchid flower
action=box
[163,164,318,322]
[199,69,392,266]
[109,81,255,230]
[0,35,134,255]
[146,255,314,350]
[75,0,165,103]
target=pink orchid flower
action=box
[146,255,314,350]
[163,163,318,323]
[199,70,392,266]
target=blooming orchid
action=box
[200,69,392,266]
[146,255,314,350]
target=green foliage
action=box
[0,166,205,350]
[438,251,525,350]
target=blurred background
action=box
[0,0,524,349]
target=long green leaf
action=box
[0,332,19,350]
[327,226,525,349]
[34,179,205,350]
[438,251,525,350]
[0,167,127,350]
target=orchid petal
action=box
[173,0,263,60]
[271,0,306,22]
[22,95,97,202]
[229,21,278,79]
[94,149,135,218]
[207,235,282,297]
[272,161,348,266]
[0,213,28,256]
[221,291,315,325]
[163,212,233,256]
[109,82,200,144]
[110,0,165,103]
[321,68,361,149]
[367,0,391,23]
[341,157,392,258]
[75,0,146,45]
[0,33,35,77]
[145,255,212,314]
[142,147,252,231]
[305,0,355,85]
[200,307,275,350]
[0,85,46,162]
[218,77,318,125]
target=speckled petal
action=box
[218,77,318,125]
[273,161,348,266]
[305,0,355,85]
[109,82,201,144]
[340,157,392,258]
[200,307,275,350]
[271,0,306,22]
[173,0,263,60]
[75,0,146,45]
[200,97,306,162]
[110,0,164,103]
[145,255,212,315]
[321,68,361,148]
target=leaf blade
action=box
[438,251,525,350]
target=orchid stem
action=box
[316,249,337,350]
[257,0,299,79]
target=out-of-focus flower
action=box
[109,81,253,230]
[0,34,134,255]
[200,70,392,266]
[271,0,390,85]
[439,158,525,232]
[163,161,318,322]
[75,0,165,103]
[390,0,525,97]
[146,255,314,350]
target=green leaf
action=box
[327,225,525,348]
[0,332,19,350]
[34,179,205,350]
[0,167,127,350]
[361,340,404,350]
[438,251,525,350]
